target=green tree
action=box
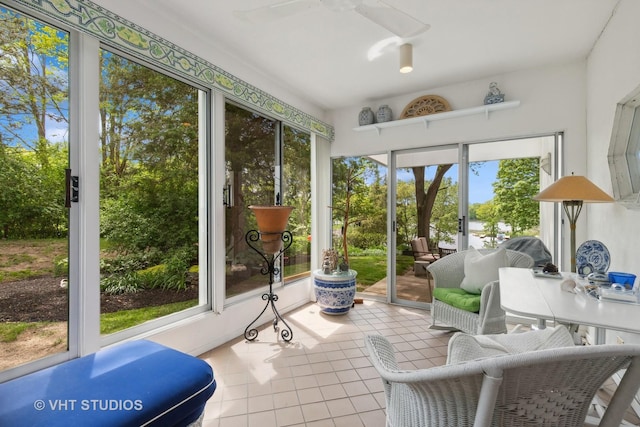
[98,51,200,253]
[412,164,453,242]
[468,203,479,221]
[493,158,540,235]
[476,200,501,247]
[224,102,277,262]
[350,163,387,249]
[332,157,382,262]
[395,180,417,247]
[0,8,69,238]
[430,177,458,245]
[283,125,311,238]
[0,9,68,150]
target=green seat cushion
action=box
[433,288,481,313]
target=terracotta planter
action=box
[249,205,294,253]
[313,269,357,315]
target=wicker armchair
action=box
[427,249,534,335]
[365,332,640,427]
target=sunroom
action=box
[2,0,640,425]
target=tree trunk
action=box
[413,164,453,242]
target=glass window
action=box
[224,103,310,300]
[0,6,70,370]
[627,107,640,194]
[224,103,276,298]
[98,48,207,336]
[282,125,311,283]
[609,89,640,208]
[331,156,387,294]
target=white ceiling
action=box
[92,0,619,111]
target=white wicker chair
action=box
[427,248,534,335]
[365,332,640,427]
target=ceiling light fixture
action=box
[399,43,413,73]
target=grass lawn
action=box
[349,254,414,287]
[0,322,41,343]
[100,300,198,335]
[0,238,67,282]
[0,301,200,341]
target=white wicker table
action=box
[500,266,640,421]
[499,267,640,343]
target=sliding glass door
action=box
[467,136,556,258]
[388,135,559,308]
[0,5,71,371]
[390,146,460,307]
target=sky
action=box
[397,161,499,205]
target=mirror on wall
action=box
[608,84,640,209]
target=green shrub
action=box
[287,235,311,255]
[100,272,141,295]
[348,231,386,249]
[138,249,190,291]
[100,248,164,275]
[53,256,68,276]
[347,245,385,257]
[99,246,194,294]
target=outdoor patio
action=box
[361,267,433,303]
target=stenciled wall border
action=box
[12,0,334,140]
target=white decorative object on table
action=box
[560,278,577,293]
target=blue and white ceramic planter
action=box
[313,270,357,315]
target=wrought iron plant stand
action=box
[243,229,294,342]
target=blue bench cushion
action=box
[0,340,216,427]
[433,288,481,313]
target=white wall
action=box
[330,62,587,160]
[586,0,640,344]
[586,0,640,273]
[329,62,589,270]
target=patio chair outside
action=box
[410,237,440,263]
[365,332,640,427]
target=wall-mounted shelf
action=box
[353,100,521,135]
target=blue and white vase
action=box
[358,107,374,126]
[376,105,392,123]
[313,270,357,315]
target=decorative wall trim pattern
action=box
[12,0,334,140]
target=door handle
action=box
[65,169,79,208]
[458,216,466,236]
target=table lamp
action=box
[533,174,613,272]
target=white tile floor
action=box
[198,300,451,427]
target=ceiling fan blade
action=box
[234,0,319,24]
[355,2,430,38]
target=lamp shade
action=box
[533,175,614,202]
[249,205,294,253]
[399,43,413,73]
[533,174,613,273]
